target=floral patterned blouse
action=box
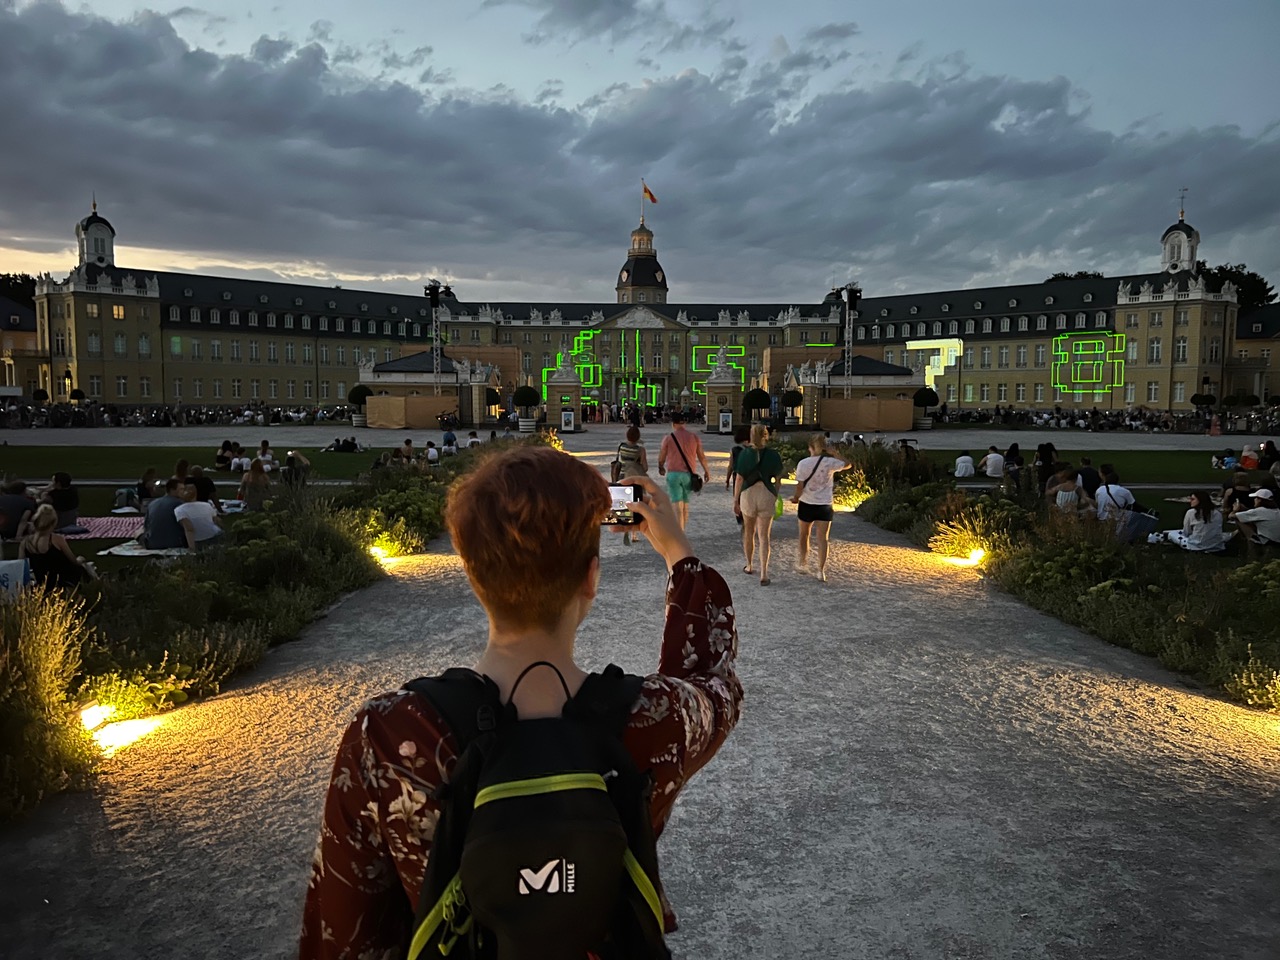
[299,557,742,960]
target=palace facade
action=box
[24,205,1276,420]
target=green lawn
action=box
[933,448,1259,486]
[0,445,393,482]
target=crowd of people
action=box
[935,403,1280,435]
[1,400,361,430]
[952,438,1280,553]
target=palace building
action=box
[24,204,1274,427]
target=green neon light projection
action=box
[804,343,836,347]
[538,330,605,401]
[1051,333,1126,395]
[689,344,746,395]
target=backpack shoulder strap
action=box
[564,663,644,735]
[404,668,502,752]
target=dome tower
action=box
[76,198,117,268]
[615,219,669,305]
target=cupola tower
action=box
[615,219,669,304]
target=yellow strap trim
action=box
[407,874,462,960]
[623,849,664,930]
[473,772,607,809]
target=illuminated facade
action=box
[26,206,1272,411]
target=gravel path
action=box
[2,444,1278,959]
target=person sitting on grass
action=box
[977,445,1004,478]
[1163,490,1226,552]
[230,443,253,472]
[38,471,81,531]
[298,445,742,960]
[1231,488,1280,545]
[282,450,312,487]
[1260,440,1279,472]
[188,465,224,513]
[257,439,276,471]
[238,459,272,512]
[136,467,160,504]
[1220,469,1255,516]
[175,484,223,551]
[424,440,440,465]
[1239,445,1261,470]
[141,477,187,549]
[0,480,37,543]
[953,450,975,477]
[398,437,415,460]
[215,440,234,471]
[1093,465,1135,522]
[19,504,97,590]
[1046,464,1096,518]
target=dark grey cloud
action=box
[1,2,1277,306]
[803,21,860,45]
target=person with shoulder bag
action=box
[733,424,784,585]
[657,412,710,530]
[790,433,851,582]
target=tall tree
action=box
[0,273,37,309]
[1194,261,1277,314]
[1045,270,1105,282]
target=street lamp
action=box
[841,283,861,399]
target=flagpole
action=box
[639,180,644,224]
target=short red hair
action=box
[447,445,610,630]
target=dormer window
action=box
[973,301,983,310]
[941,303,950,312]
[294,298,303,307]
[360,303,369,313]
[1045,296,1055,305]
[880,308,889,317]
[259,294,268,304]
[909,306,918,315]
[1083,293,1093,303]
[390,306,398,315]
[419,308,428,317]
[222,291,232,301]
[1008,299,1018,307]
[184,288,193,297]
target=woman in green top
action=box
[733,424,783,585]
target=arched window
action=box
[999,317,1009,332]
[916,322,926,337]
[964,319,975,334]
[948,321,958,335]
[982,319,992,333]
[932,321,942,335]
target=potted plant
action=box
[348,384,373,427]
[743,387,771,424]
[32,388,49,405]
[781,389,803,427]
[69,388,86,404]
[513,385,541,433]
[912,386,939,430]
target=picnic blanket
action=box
[96,539,188,558]
[64,516,145,540]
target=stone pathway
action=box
[1,450,1277,959]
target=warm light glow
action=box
[92,717,165,757]
[79,702,116,731]
[946,547,987,567]
[368,545,389,560]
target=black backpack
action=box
[404,662,672,960]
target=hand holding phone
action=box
[618,475,694,570]
[603,484,644,526]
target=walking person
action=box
[732,424,783,585]
[614,425,649,546]
[657,412,710,530]
[791,433,852,582]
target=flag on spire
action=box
[642,181,658,204]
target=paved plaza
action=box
[0,429,1277,959]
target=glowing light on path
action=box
[92,717,166,757]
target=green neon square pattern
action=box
[689,344,746,395]
[1051,333,1125,395]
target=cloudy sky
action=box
[2,0,1278,304]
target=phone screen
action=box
[603,484,642,525]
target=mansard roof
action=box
[0,295,36,331]
[371,352,456,373]
[829,354,915,377]
[1237,303,1280,340]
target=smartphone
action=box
[603,484,643,525]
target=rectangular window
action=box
[250,379,261,399]
[980,347,991,369]
[231,378,242,399]
[173,378,183,399]
[319,344,328,364]
[963,347,974,369]
[249,341,260,361]
[192,378,203,399]
[384,348,393,362]
[190,307,200,323]
[1176,309,1189,326]
[1036,316,1047,331]
[86,304,99,319]
[338,317,347,333]
[248,311,258,327]
[1149,311,1163,327]
[652,354,662,369]
[88,374,102,396]
[285,342,295,363]
[320,380,330,400]
[1148,338,1162,363]
[210,340,222,360]
[470,329,481,343]
[210,309,220,324]
[1015,383,1026,402]
[116,376,128,398]
[230,340,241,360]
[998,346,1009,368]
[1127,341,1139,361]
[946,384,956,402]
[1032,383,1043,402]
[1173,381,1185,403]
[980,384,990,402]
[885,349,895,366]
[963,384,974,402]
[997,383,1008,401]
[170,335,182,358]
[230,310,240,325]
[137,376,150,398]
[111,304,125,320]
[336,346,346,364]
[285,314,294,329]
[1016,345,1027,367]
[190,339,202,360]
[269,379,279,399]
[1147,381,1159,403]
[213,379,223,399]
[336,381,347,399]
[286,379,296,399]
[302,315,311,330]
[267,313,277,328]
[319,316,329,331]
[1125,383,1136,404]
[303,380,313,399]
[268,342,278,362]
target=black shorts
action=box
[797,501,834,523]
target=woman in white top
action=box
[1165,490,1225,552]
[1093,469,1135,522]
[790,433,851,582]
